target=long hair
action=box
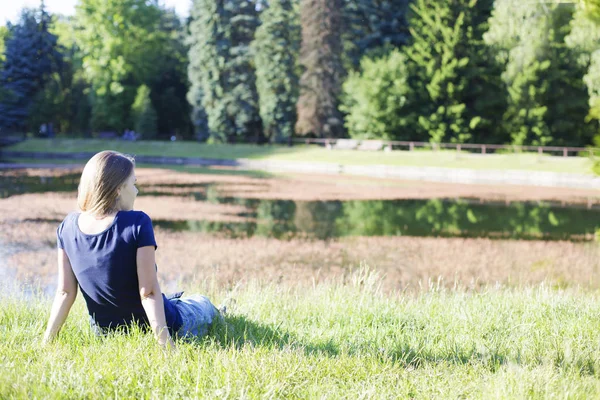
[77,151,135,216]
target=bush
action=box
[340,50,414,140]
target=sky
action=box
[1,0,192,24]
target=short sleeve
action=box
[56,221,65,249]
[136,212,157,249]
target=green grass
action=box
[3,138,596,174]
[0,158,277,178]
[2,271,600,399]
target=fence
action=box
[292,138,600,158]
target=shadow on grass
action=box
[203,314,598,376]
[208,314,340,358]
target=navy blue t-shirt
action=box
[56,210,182,334]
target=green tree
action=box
[0,26,9,64]
[405,0,504,144]
[74,0,164,132]
[581,0,600,22]
[41,14,92,136]
[252,0,300,143]
[341,49,417,140]
[296,0,344,138]
[342,0,411,70]
[485,1,593,146]
[0,26,11,107]
[0,5,63,133]
[131,85,158,138]
[567,3,600,134]
[187,0,262,143]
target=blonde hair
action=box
[77,151,135,216]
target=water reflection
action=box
[154,197,600,241]
[0,173,80,198]
[2,172,599,241]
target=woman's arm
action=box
[137,246,175,349]
[43,249,78,343]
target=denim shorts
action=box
[169,294,220,340]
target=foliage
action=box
[342,0,411,70]
[0,26,8,64]
[131,85,158,138]
[0,6,63,133]
[581,0,600,22]
[296,0,345,137]
[187,0,262,143]
[341,50,416,140]
[567,4,600,132]
[486,1,594,146]
[74,0,171,133]
[252,0,301,143]
[405,0,503,144]
[336,199,598,240]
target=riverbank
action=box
[3,138,595,174]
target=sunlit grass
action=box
[4,138,595,174]
[2,270,600,399]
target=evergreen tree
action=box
[296,0,344,137]
[342,0,411,70]
[187,0,262,143]
[252,0,300,143]
[485,1,594,146]
[405,0,504,144]
[132,84,158,138]
[0,4,62,133]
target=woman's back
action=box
[57,210,180,330]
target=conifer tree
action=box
[252,0,300,143]
[0,4,62,133]
[296,0,344,137]
[405,0,504,144]
[343,0,411,69]
[187,0,262,143]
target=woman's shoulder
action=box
[58,211,80,228]
[118,210,152,224]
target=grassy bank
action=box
[2,272,600,398]
[3,138,595,174]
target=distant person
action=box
[43,151,221,348]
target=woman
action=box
[43,150,220,348]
